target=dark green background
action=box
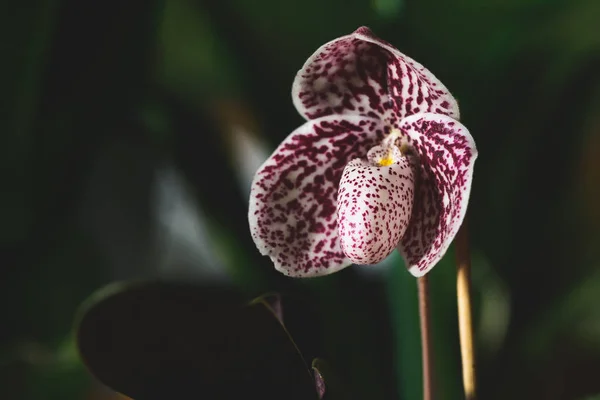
[2,0,600,398]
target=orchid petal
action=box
[249,115,389,277]
[396,113,477,277]
[337,145,414,265]
[355,27,460,122]
[292,26,459,124]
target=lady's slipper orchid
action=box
[248,27,477,278]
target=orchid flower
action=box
[249,27,477,278]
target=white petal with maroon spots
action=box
[248,115,389,277]
[355,27,460,122]
[395,113,477,277]
[337,146,414,265]
[291,26,459,125]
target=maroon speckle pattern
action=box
[396,113,477,277]
[292,26,459,126]
[248,115,387,277]
[249,27,477,278]
[337,146,414,265]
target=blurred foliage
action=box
[1,0,600,399]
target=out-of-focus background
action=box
[2,0,600,399]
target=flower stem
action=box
[455,216,476,400]
[418,275,434,400]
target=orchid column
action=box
[248,27,477,399]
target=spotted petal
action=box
[337,145,414,265]
[396,113,477,277]
[248,115,389,277]
[292,26,459,124]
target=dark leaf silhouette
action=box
[76,281,318,400]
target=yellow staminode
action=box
[378,155,394,167]
[377,149,395,166]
